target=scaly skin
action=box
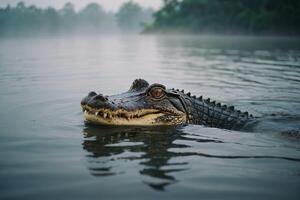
[171,89,254,130]
[81,79,255,130]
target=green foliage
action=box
[116,1,154,32]
[0,1,117,35]
[148,0,300,35]
[0,1,154,35]
[78,3,113,31]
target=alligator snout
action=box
[94,93,108,102]
[81,91,108,105]
[81,91,112,109]
[81,91,96,106]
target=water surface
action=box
[0,35,300,199]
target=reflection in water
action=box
[82,124,300,191]
[82,125,188,191]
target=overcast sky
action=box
[0,0,163,11]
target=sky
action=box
[0,0,163,11]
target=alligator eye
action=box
[149,87,165,100]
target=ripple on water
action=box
[1,35,300,199]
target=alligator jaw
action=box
[81,106,185,126]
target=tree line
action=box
[146,0,300,35]
[0,1,154,36]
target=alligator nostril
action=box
[88,91,97,97]
[94,94,108,101]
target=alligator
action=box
[81,79,256,130]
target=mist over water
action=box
[0,34,300,199]
[0,1,154,36]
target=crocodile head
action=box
[81,79,187,126]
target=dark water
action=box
[0,35,300,199]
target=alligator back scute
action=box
[188,97,252,130]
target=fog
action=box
[0,1,155,36]
[0,0,162,11]
[1,1,299,37]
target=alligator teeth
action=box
[84,110,87,114]
[95,112,99,115]
[103,113,107,118]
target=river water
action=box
[0,35,300,199]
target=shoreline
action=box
[142,29,300,39]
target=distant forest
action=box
[0,1,154,35]
[146,0,300,35]
[1,1,300,36]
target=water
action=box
[0,35,300,199]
